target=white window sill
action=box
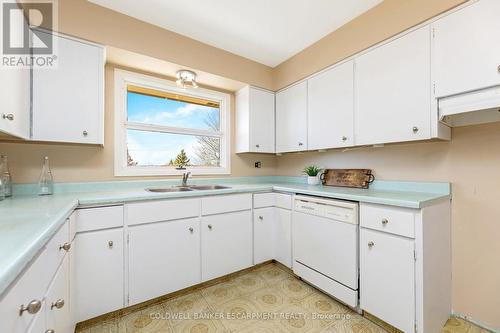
[114,166,231,177]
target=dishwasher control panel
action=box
[294,195,358,225]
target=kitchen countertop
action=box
[0,176,451,297]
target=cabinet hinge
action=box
[414,250,417,261]
[433,83,436,95]
[415,322,418,333]
[432,28,435,39]
[127,233,130,244]
[127,294,130,305]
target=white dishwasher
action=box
[293,195,359,307]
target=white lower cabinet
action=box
[360,228,415,333]
[274,208,292,268]
[253,207,275,264]
[45,255,71,333]
[201,211,253,281]
[73,228,124,322]
[128,218,201,305]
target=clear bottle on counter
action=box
[38,156,54,195]
[1,155,12,197]
[0,173,4,201]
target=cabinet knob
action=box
[412,126,419,134]
[381,218,389,225]
[298,142,303,146]
[51,299,65,310]
[188,227,194,233]
[497,65,500,73]
[59,242,71,252]
[108,240,114,248]
[255,144,260,148]
[342,136,347,142]
[82,130,88,136]
[2,113,14,121]
[45,330,55,333]
[368,241,375,248]
[208,224,213,230]
[19,299,42,316]
[258,216,263,220]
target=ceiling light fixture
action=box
[176,69,198,89]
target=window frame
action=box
[114,69,231,176]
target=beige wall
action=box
[56,0,273,90]
[272,0,467,90]
[0,65,276,183]
[275,124,500,328]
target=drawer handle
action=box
[108,241,113,248]
[45,330,55,333]
[188,227,194,233]
[2,113,14,121]
[208,224,213,230]
[59,242,71,252]
[258,216,263,220]
[255,144,260,148]
[51,299,64,310]
[19,299,42,316]
[381,218,388,225]
[368,241,375,248]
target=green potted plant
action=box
[303,165,323,185]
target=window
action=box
[114,69,231,176]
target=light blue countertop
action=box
[0,176,451,297]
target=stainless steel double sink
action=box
[146,184,231,193]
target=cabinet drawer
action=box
[360,203,415,238]
[76,206,123,232]
[126,198,199,226]
[253,193,276,208]
[275,193,292,210]
[201,194,252,215]
[0,220,69,333]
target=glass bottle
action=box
[38,156,54,195]
[1,155,12,197]
[0,172,4,201]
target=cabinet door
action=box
[360,228,415,333]
[355,26,431,145]
[433,0,500,98]
[73,228,123,322]
[45,255,71,333]
[128,218,201,305]
[308,61,354,149]
[276,81,307,152]
[249,87,275,153]
[201,211,252,281]
[32,31,104,144]
[0,7,30,139]
[275,208,292,268]
[253,207,275,264]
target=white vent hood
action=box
[439,85,500,127]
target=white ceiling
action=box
[89,0,382,67]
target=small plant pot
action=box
[307,176,320,185]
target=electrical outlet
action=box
[254,161,262,168]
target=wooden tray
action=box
[321,169,375,189]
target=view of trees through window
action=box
[126,88,222,169]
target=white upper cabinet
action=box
[355,26,432,145]
[32,31,104,144]
[307,61,354,149]
[0,8,30,139]
[433,0,500,98]
[276,81,308,153]
[236,86,275,153]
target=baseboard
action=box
[452,312,499,333]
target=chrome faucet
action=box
[181,172,191,187]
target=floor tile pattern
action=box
[76,263,491,333]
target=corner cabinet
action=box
[235,86,275,153]
[32,31,104,144]
[276,81,308,153]
[307,60,354,149]
[355,26,432,145]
